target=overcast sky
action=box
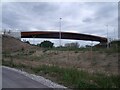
[1,2,118,46]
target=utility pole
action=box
[114,27,116,40]
[32,35,36,45]
[106,25,109,49]
[59,18,62,47]
[91,41,93,60]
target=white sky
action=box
[1,1,119,46]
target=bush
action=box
[37,40,54,48]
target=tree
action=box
[23,40,30,44]
[64,42,79,48]
[25,41,30,44]
[38,40,54,48]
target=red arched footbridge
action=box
[21,31,107,43]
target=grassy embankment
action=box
[2,43,120,88]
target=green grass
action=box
[2,60,120,88]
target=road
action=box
[2,67,49,88]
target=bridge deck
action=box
[21,31,107,43]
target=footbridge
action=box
[21,31,107,43]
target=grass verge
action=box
[2,60,120,88]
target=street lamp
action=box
[59,18,62,47]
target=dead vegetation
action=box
[2,35,120,88]
[2,35,119,75]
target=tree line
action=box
[24,40,80,48]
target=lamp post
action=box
[59,18,62,47]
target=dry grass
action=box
[2,35,120,88]
[3,48,118,75]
